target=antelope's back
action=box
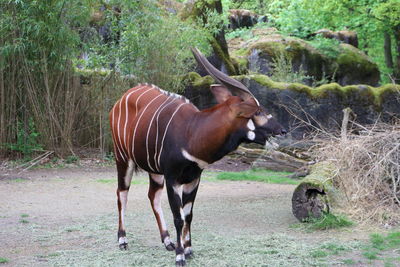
[109,84,197,173]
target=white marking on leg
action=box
[183,202,192,218]
[163,236,172,247]
[119,236,127,245]
[124,159,134,188]
[184,246,192,254]
[267,114,273,119]
[247,131,255,140]
[183,179,200,194]
[157,103,188,168]
[176,254,185,262]
[150,173,164,185]
[173,184,182,197]
[182,149,208,169]
[180,208,185,221]
[153,188,168,231]
[119,190,128,230]
[247,119,255,130]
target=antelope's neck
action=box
[185,106,243,164]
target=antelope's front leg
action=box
[166,182,186,266]
[182,178,200,258]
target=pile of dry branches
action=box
[316,120,400,225]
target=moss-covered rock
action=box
[228,28,380,86]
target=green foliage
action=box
[0,258,9,264]
[84,0,210,92]
[308,36,341,59]
[5,119,43,156]
[65,155,79,164]
[269,52,311,84]
[0,0,89,68]
[216,169,298,184]
[266,0,400,82]
[303,212,354,230]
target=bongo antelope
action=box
[109,48,286,266]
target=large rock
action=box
[184,72,400,138]
[228,28,380,86]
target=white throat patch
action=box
[247,131,255,140]
[182,149,208,169]
[247,119,255,131]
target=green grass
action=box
[215,169,298,184]
[0,258,8,264]
[20,214,29,218]
[304,213,354,231]
[361,231,400,262]
[19,219,29,224]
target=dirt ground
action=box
[0,164,396,266]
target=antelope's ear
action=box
[232,98,259,118]
[210,84,232,104]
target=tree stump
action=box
[291,162,333,221]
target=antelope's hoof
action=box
[119,242,128,250]
[165,242,176,251]
[184,247,193,259]
[175,259,186,266]
[175,254,186,266]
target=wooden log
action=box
[229,146,308,172]
[291,162,334,221]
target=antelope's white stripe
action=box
[116,99,127,161]
[157,103,188,168]
[132,93,163,172]
[123,86,145,155]
[130,88,154,166]
[111,101,124,161]
[145,96,171,172]
[182,149,208,169]
[118,236,127,245]
[153,98,178,170]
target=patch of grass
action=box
[216,169,298,185]
[10,178,27,183]
[342,258,355,265]
[19,219,29,224]
[96,179,115,184]
[20,214,29,218]
[362,249,379,260]
[310,249,329,258]
[304,213,354,230]
[361,231,400,262]
[0,258,8,264]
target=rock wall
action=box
[184,72,400,139]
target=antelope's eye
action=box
[255,110,262,116]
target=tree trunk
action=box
[384,31,394,71]
[394,25,400,83]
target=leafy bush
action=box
[5,119,43,156]
[308,36,341,59]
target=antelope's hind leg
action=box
[148,173,175,251]
[116,159,134,250]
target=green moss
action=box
[184,72,214,90]
[246,73,399,107]
[337,44,378,74]
[210,38,236,75]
